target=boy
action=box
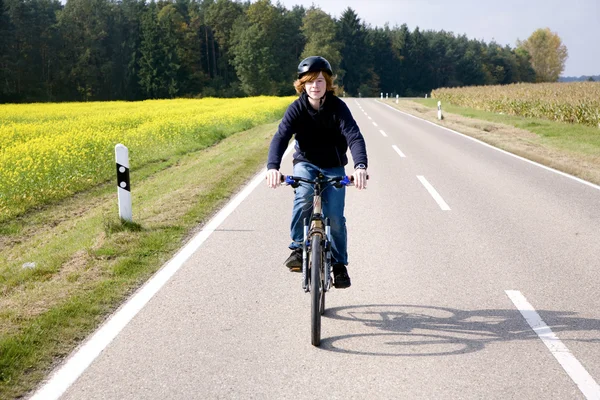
[266,56,368,288]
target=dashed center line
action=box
[392,145,406,158]
[372,122,378,127]
[379,130,388,137]
[417,176,450,210]
[506,290,600,400]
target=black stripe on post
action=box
[116,163,131,192]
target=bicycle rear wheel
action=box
[310,234,322,346]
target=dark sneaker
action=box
[284,248,303,271]
[333,264,351,289]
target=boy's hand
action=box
[266,169,282,188]
[353,168,368,190]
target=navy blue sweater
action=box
[267,92,368,170]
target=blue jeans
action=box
[289,162,348,265]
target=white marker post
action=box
[437,101,443,120]
[425,94,428,98]
[396,94,399,104]
[380,93,383,99]
[386,93,389,99]
[115,144,132,222]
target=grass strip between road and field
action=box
[0,121,279,399]
[380,98,600,186]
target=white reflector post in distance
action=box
[115,144,132,222]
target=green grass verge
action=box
[414,98,600,158]
[0,121,278,399]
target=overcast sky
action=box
[273,0,599,77]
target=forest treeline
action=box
[0,0,537,103]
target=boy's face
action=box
[305,72,326,99]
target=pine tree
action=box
[0,0,17,101]
[338,8,372,96]
[138,2,163,98]
[205,0,244,91]
[57,0,116,100]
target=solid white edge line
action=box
[392,145,406,158]
[505,290,600,400]
[417,175,450,210]
[377,100,600,192]
[31,145,295,400]
[379,130,388,137]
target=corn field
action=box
[431,82,600,128]
[0,97,293,221]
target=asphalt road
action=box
[35,98,600,399]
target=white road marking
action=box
[377,100,600,192]
[506,290,600,400]
[380,130,388,137]
[417,176,450,210]
[392,145,406,158]
[372,122,378,127]
[368,116,372,120]
[30,145,295,400]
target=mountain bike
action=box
[282,173,357,346]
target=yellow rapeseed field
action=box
[0,97,293,221]
[432,82,600,128]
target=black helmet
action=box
[297,56,333,79]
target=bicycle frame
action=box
[283,174,352,292]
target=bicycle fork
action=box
[302,218,309,292]
[324,217,331,291]
[302,217,332,293]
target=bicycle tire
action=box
[310,233,322,346]
[320,260,326,316]
[319,274,325,315]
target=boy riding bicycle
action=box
[266,56,368,289]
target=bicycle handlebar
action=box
[279,174,369,187]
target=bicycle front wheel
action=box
[310,233,322,346]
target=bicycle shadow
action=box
[319,304,600,356]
